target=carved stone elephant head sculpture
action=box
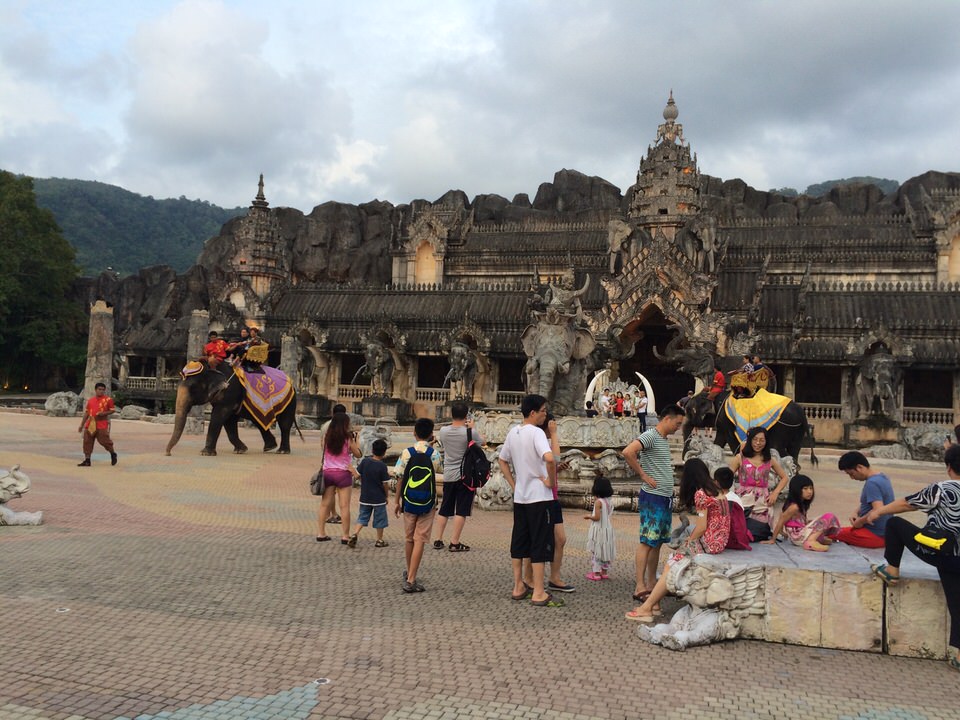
[520,320,596,399]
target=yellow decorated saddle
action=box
[723,388,791,444]
[729,367,773,397]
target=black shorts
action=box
[510,500,555,563]
[439,480,475,518]
[551,499,563,524]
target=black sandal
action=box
[315,536,331,542]
[449,543,471,552]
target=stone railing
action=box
[902,407,956,426]
[799,403,842,420]
[496,391,524,407]
[415,388,448,402]
[337,385,371,400]
[124,377,180,392]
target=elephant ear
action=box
[570,329,596,360]
[520,325,539,357]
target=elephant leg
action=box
[202,415,224,456]
[259,425,278,452]
[277,400,297,454]
[223,415,248,454]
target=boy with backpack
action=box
[433,402,488,552]
[394,417,444,593]
[347,439,391,548]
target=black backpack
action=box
[400,446,437,514]
[460,428,491,491]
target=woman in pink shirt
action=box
[317,413,361,543]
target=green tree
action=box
[0,171,86,390]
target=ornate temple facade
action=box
[98,95,960,444]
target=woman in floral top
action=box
[866,444,960,672]
[626,458,730,622]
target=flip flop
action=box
[870,563,900,586]
[315,536,331,542]
[530,593,564,607]
[632,590,652,602]
[625,610,656,623]
[948,655,960,673]
[511,590,532,601]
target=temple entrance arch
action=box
[617,305,695,408]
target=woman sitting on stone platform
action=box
[728,427,790,541]
[866,445,960,673]
[626,458,730,623]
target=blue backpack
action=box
[401,446,437,514]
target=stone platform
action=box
[697,541,950,659]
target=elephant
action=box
[351,341,396,396]
[442,342,478,400]
[651,324,715,387]
[855,353,898,420]
[165,361,299,456]
[683,390,817,466]
[520,311,596,409]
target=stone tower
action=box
[628,92,701,242]
[233,175,288,299]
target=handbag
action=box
[309,468,326,496]
[914,523,956,553]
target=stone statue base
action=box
[435,400,485,423]
[361,397,412,423]
[298,394,334,421]
[845,419,900,447]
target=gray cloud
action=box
[2,0,960,211]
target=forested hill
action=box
[30,177,245,275]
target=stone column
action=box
[953,371,960,424]
[279,334,298,382]
[82,300,114,401]
[782,365,796,399]
[187,310,208,360]
[184,310,209,433]
[840,368,855,422]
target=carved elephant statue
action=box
[351,341,396,396]
[520,319,596,399]
[652,325,715,386]
[855,354,898,420]
[442,342,478,400]
[165,361,298,456]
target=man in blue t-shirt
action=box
[836,451,895,548]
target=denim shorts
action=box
[356,503,388,529]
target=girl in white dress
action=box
[585,474,617,580]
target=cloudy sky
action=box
[2,0,959,212]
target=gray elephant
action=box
[352,341,395,396]
[855,353,898,420]
[442,342,478,400]
[521,310,596,405]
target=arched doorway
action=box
[618,306,695,408]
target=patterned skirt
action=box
[785,512,841,545]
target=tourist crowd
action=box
[312,396,960,671]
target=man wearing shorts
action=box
[433,402,484,552]
[622,404,685,601]
[498,394,559,607]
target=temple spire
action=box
[252,173,269,209]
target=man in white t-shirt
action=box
[498,394,559,607]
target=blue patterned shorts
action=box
[638,490,672,548]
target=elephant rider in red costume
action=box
[707,364,726,400]
[204,331,229,373]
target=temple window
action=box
[794,366,841,404]
[903,369,952,408]
[417,356,447,388]
[340,354,365,384]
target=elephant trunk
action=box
[537,357,559,396]
[165,384,193,456]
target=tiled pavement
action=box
[1,412,958,720]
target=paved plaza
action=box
[1,411,958,720]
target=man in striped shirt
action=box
[622,405,685,602]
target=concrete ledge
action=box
[696,542,950,658]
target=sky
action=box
[2,0,960,213]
